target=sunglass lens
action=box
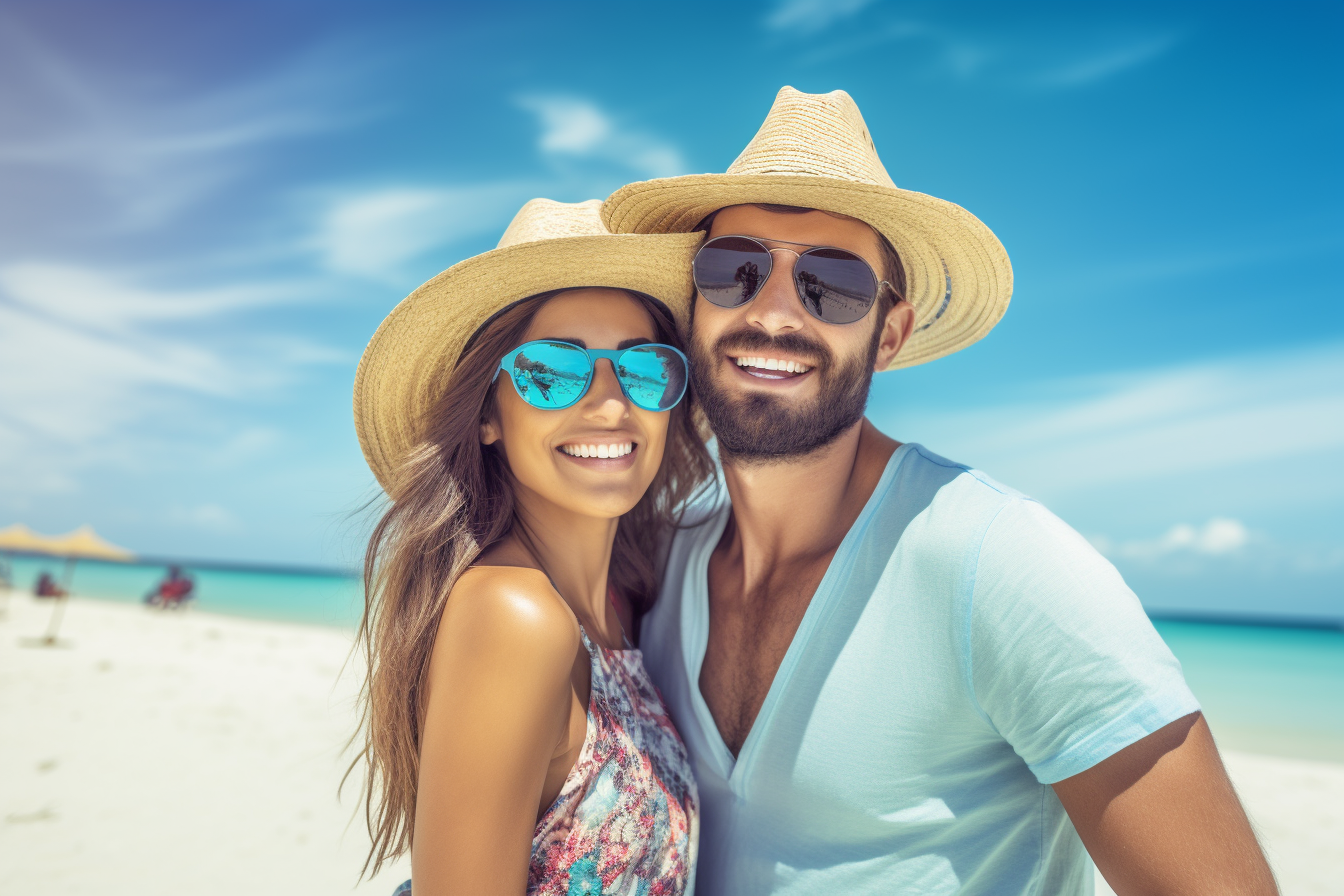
[694,237,771,308]
[794,248,878,324]
[510,341,590,409]
[617,345,688,411]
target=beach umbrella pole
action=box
[39,557,77,646]
[41,595,68,646]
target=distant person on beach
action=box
[34,571,67,598]
[144,566,194,609]
[599,88,1278,895]
[351,200,712,894]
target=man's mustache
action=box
[709,329,832,369]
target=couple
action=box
[351,89,1276,895]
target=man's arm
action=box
[1052,712,1277,896]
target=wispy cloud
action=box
[515,95,687,178]
[1092,517,1251,561]
[313,183,536,282]
[0,18,374,233]
[316,186,523,280]
[1089,518,1344,581]
[791,17,1176,91]
[1031,34,1180,89]
[765,0,877,33]
[0,263,310,334]
[0,264,339,494]
[872,344,1344,494]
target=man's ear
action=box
[873,300,916,371]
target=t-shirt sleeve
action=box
[969,497,1201,784]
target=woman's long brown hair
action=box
[349,290,715,877]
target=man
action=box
[602,88,1276,895]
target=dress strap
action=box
[576,624,597,653]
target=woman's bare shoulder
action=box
[434,566,580,667]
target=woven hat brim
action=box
[602,175,1012,370]
[354,230,704,493]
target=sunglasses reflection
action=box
[511,345,684,410]
[514,351,585,404]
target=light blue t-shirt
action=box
[642,443,1200,896]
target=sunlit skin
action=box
[694,205,1277,896]
[410,288,669,895]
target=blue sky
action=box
[0,1,1340,619]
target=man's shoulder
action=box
[896,443,1027,501]
[874,443,1032,536]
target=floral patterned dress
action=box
[395,625,698,896]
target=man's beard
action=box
[690,324,880,464]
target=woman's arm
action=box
[411,567,579,895]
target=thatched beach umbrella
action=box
[1,524,136,645]
[0,524,57,554]
[43,526,136,563]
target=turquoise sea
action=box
[3,554,1342,763]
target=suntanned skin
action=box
[411,289,655,895]
[695,205,1278,895]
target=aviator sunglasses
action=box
[693,235,892,325]
[495,340,689,412]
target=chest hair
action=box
[699,556,831,756]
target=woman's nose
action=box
[581,359,628,419]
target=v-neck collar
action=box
[680,444,913,791]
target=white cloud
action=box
[315,183,533,281]
[1031,35,1180,89]
[789,18,1175,92]
[766,0,877,33]
[525,97,611,154]
[0,20,370,231]
[874,344,1344,495]
[0,265,337,494]
[515,95,686,179]
[0,263,308,334]
[1093,518,1251,561]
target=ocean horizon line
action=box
[5,548,1341,632]
[0,548,358,580]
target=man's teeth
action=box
[560,442,635,459]
[735,356,812,374]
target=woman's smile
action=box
[558,439,638,463]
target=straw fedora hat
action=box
[601,86,1012,370]
[354,197,704,493]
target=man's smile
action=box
[728,354,815,382]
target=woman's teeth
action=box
[560,442,634,459]
[735,356,812,374]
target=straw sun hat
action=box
[601,86,1013,370]
[354,198,704,493]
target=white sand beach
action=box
[2,593,1340,895]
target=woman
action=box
[350,199,714,894]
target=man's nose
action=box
[743,248,807,334]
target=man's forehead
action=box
[708,204,882,255]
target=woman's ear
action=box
[480,417,501,445]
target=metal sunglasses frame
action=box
[494,340,689,411]
[693,234,894,324]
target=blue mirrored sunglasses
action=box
[495,340,689,412]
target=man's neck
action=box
[717,418,900,576]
